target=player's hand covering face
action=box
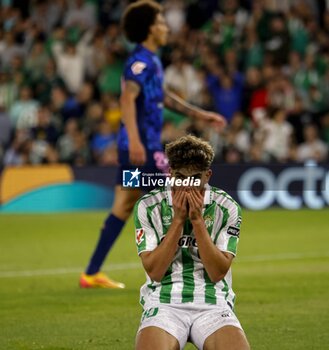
[171,167,211,222]
[186,189,204,221]
[172,190,188,222]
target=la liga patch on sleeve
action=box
[227,226,240,237]
[131,61,146,75]
[136,228,145,245]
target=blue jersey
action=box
[118,44,164,151]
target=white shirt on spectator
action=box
[10,100,39,129]
[53,43,85,94]
[263,120,293,160]
[164,64,202,103]
[297,140,328,162]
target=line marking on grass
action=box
[237,251,329,262]
[0,262,141,278]
[0,252,328,278]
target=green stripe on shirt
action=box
[227,236,238,255]
[181,220,195,303]
[159,265,173,303]
[204,269,216,304]
[214,205,230,244]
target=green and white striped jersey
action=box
[134,184,242,309]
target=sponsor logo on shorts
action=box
[136,228,145,245]
[227,226,240,237]
[142,307,159,321]
[221,311,232,318]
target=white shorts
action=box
[137,303,243,350]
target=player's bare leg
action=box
[111,185,142,220]
[136,326,180,350]
[203,326,250,350]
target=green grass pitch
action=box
[0,209,328,350]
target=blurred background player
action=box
[79,0,226,289]
[134,135,250,350]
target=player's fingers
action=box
[190,190,203,208]
[173,189,183,206]
[187,192,196,208]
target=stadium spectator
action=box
[50,85,83,125]
[0,30,26,69]
[0,101,12,160]
[57,118,80,162]
[261,108,293,162]
[164,50,202,102]
[163,0,186,34]
[25,41,50,84]
[33,59,66,104]
[287,95,314,144]
[102,94,121,132]
[0,69,17,110]
[296,124,328,162]
[30,104,59,146]
[206,70,244,123]
[9,86,39,129]
[52,39,86,94]
[3,129,31,166]
[64,0,96,30]
[91,119,117,165]
[97,51,124,95]
[225,112,250,159]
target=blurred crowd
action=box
[0,0,328,167]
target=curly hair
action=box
[165,135,215,171]
[121,1,163,44]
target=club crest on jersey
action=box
[136,228,145,245]
[204,215,214,229]
[131,61,146,75]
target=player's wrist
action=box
[129,138,143,147]
[190,216,205,225]
[172,215,186,225]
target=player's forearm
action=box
[192,219,232,282]
[164,90,202,119]
[120,94,141,144]
[141,218,184,282]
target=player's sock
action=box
[85,214,125,275]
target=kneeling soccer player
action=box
[134,135,250,350]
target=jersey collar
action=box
[165,183,212,207]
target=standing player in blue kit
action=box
[80,0,226,289]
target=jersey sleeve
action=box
[215,201,242,256]
[134,199,158,255]
[123,58,150,87]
